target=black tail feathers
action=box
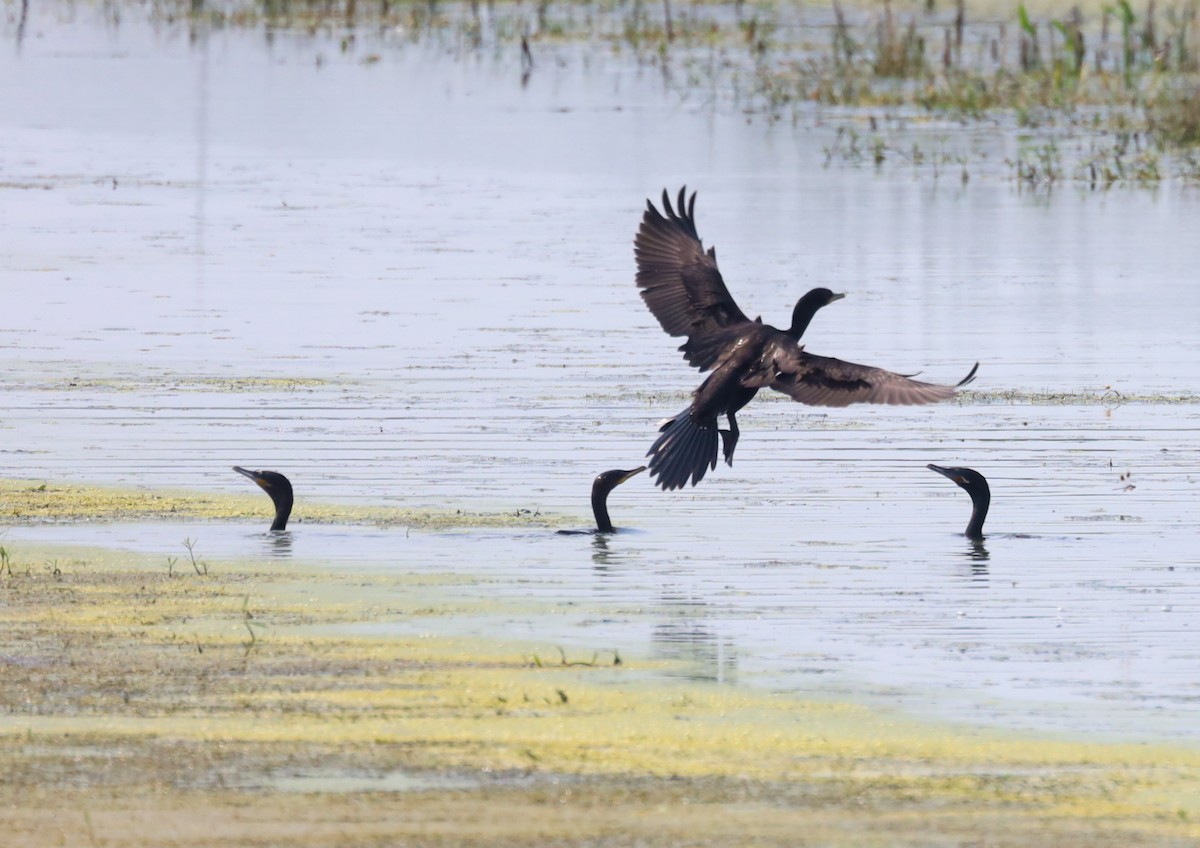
[647,411,719,491]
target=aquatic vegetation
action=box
[964,387,1200,404]
[182,536,208,575]
[738,1,1200,180]
[2,541,1200,846]
[1147,78,1200,145]
[100,0,1200,183]
[0,478,568,529]
[528,646,623,667]
[1011,139,1064,185]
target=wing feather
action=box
[770,351,978,408]
[634,187,751,366]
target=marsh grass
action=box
[1147,79,1200,143]
[93,0,1200,182]
[182,537,207,576]
[739,0,1200,181]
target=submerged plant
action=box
[1011,141,1063,185]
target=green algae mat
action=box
[1,538,1198,847]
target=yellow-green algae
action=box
[1,541,1198,846]
[0,477,569,529]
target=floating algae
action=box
[0,478,570,530]
[1,542,1199,847]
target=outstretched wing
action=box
[768,350,978,408]
[634,187,751,365]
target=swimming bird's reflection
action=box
[591,532,612,567]
[264,531,294,558]
[589,531,647,571]
[960,539,990,583]
[966,538,990,566]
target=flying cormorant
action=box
[634,187,978,490]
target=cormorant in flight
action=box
[634,187,977,490]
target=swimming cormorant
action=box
[558,466,646,535]
[233,466,293,531]
[927,464,990,540]
[634,187,978,490]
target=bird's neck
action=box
[591,489,615,534]
[270,495,293,532]
[787,305,821,340]
[965,490,989,540]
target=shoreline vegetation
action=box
[80,0,1200,184]
[1,543,1199,845]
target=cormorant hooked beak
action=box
[927,464,967,486]
[607,466,647,487]
[234,466,272,490]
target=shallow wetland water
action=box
[3,4,1200,845]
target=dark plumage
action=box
[635,187,978,490]
[233,466,294,531]
[558,466,646,535]
[927,464,990,540]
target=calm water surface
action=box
[2,10,1199,742]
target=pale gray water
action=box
[2,9,1200,742]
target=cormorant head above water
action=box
[592,466,646,533]
[233,466,294,532]
[927,464,990,540]
[560,466,646,535]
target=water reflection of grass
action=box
[1,542,1199,846]
[141,0,1200,181]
